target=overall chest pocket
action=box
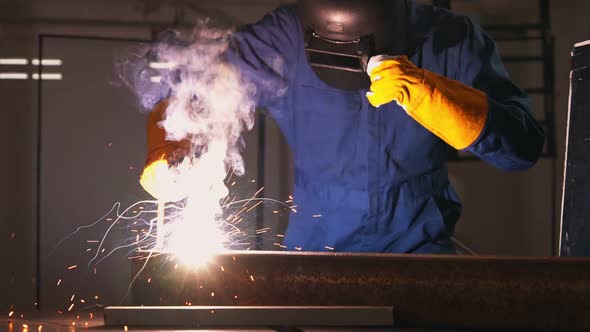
[293,85,363,177]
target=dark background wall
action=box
[1,0,588,314]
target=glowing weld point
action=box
[22,324,29,329]
[38,325,42,332]
[124,326,128,332]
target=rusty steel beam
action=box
[130,252,590,330]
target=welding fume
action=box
[133,0,544,257]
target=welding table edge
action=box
[103,306,394,328]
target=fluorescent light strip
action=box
[32,73,63,80]
[150,76,162,83]
[149,62,175,69]
[0,58,28,65]
[32,59,63,66]
[0,73,28,80]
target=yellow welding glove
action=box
[139,99,192,202]
[366,55,489,150]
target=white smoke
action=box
[149,25,259,260]
[118,16,287,264]
[155,26,257,176]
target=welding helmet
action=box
[298,0,409,90]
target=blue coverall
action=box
[225,2,544,253]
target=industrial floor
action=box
[1,317,482,332]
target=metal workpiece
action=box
[130,251,590,330]
[103,306,394,328]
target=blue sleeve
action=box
[456,18,545,171]
[225,6,299,110]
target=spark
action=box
[56,279,62,286]
[246,201,263,212]
[70,294,75,301]
[124,326,128,332]
[8,311,13,317]
[67,265,77,270]
[325,246,335,251]
[211,292,215,297]
[276,234,284,238]
[68,303,74,312]
[312,214,322,218]
[250,275,255,282]
[37,326,42,332]
[22,324,29,329]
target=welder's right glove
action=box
[139,99,192,202]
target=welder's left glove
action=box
[366,55,489,150]
[139,99,192,202]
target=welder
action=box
[140,0,544,254]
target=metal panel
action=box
[131,252,590,330]
[560,40,590,256]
